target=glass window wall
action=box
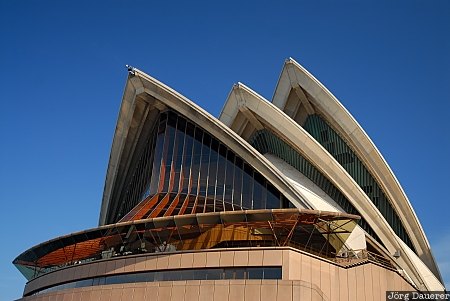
[30,266,282,296]
[114,111,293,222]
[249,129,382,245]
[303,114,414,251]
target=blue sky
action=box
[0,1,449,299]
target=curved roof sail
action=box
[271,58,441,282]
[94,61,444,291]
[99,68,314,226]
[12,60,444,295]
[219,67,443,290]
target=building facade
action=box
[13,58,444,300]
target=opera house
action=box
[13,58,444,300]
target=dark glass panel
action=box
[105,274,122,285]
[218,143,227,157]
[171,117,186,193]
[224,149,235,209]
[162,120,175,192]
[194,125,203,141]
[266,183,280,209]
[181,131,194,194]
[226,149,235,163]
[179,269,194,280]
[233,157,243,209]
[177,116,186,133]
[190,127,203,196]
[131,272,148,283]
[205,269,221,280]
[264,267,282,279]
[159,111,167,122]
[253,172,266,209]
[186,122,195,137]
[252,178,264,209]
[154,271,164,282]
[193,269,207,280]
[145,272,155,282]
[141,132,157,200]
[282,195,293,208]
[207,141,219,203]
[165,271,181,281]
[203,132,212,146]
[242,164,253,209]
[167,111,177,127]
[198,133,211,197]
[150,122,166,195]
[248,268,264,279]
[224,269,234,279]
[234,268,245,279]
[215,145,227,208]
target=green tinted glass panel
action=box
[303,114,414,252]
[249,129,382,245]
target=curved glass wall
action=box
[115,111,293,222]
[249,129,382,245]
[303,114,414,251]
[30,267,282,296]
